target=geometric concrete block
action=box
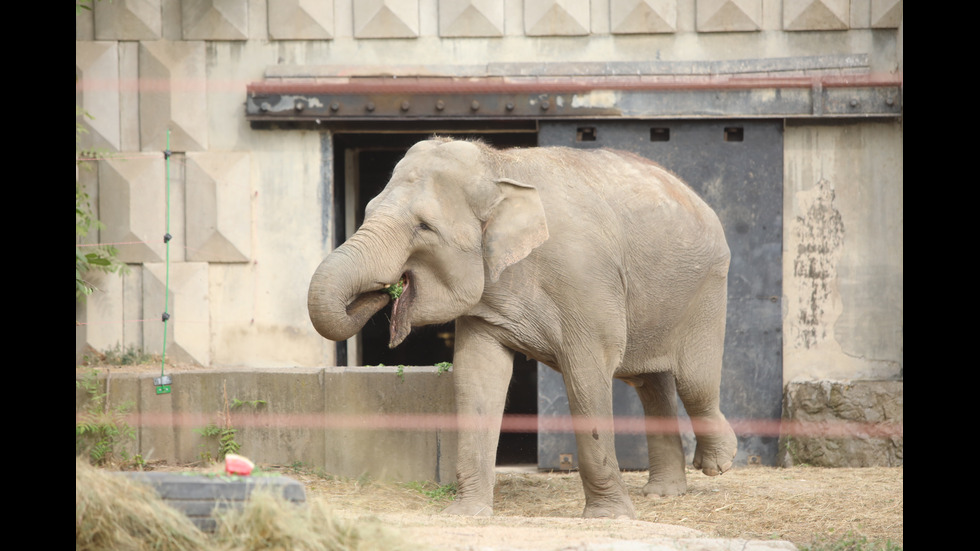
[610,0,677,34]
[143,262,210,366]
[76,41,121,152]
[783,0,849,31]
[354,0,420,38]
[181,0,248,40]
[98,156,167,264]
[439,0,504,37]
[268,0,336,39]
[185,152,252,262]
[697,0,762,32]
[525,0,590,36]
[93,0,163,40]
[139,41,208,152]
[871,0,902,28]
[76,270,125,361]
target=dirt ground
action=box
[144,460,902,550]
[81,360,902,550]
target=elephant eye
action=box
[417,221,434,232]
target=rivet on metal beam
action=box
[850,99,859,107]
[260,102,270,112]
[330,101,341,112]
[435,100,445,111]
[294,99,306,112]
[506,102,515,111]
[470,100,480,111]
[400,100,411,112]
[540,100,551,111]
[365,102,376,112]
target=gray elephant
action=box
[308,137,737,519]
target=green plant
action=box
[195,382,259,463]
[385,278,405,300]
[76,369,136,466]
[404,481,457,502]
[76,106,126,302]
[395,364,405,380]
[435,361,452,374]
[195,423,241,463]
[230,398,268,409]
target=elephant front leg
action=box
[563,367,636,519]
[442,318,514,517]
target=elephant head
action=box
[308,138,550,348]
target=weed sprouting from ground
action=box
[404,481,457,502]
[75,369,136,467]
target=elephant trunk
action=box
[307,242,392,342]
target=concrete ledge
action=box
[76,367,456,484]
[777,379,903,467]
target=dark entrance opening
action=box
[332,131,539,466]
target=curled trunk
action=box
[307,246,391,342]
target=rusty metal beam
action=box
[245,74,903,125]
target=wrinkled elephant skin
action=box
[308,138,738,519]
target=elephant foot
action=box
[641,477,687,498]
[692,419,738,476]
[582,496,636,520]
[443,500,493,517]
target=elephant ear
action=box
[483,177,549,283]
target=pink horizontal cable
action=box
[86,411,903,439]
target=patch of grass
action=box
[404,481,457,502]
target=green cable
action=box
[161,129,171,381]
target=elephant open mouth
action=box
[387,272,415,348]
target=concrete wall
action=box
[77,1,903,469]
[76,366,457,483]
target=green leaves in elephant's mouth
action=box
[387,273,414,348]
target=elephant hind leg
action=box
[633,371,687,497]
[673,285,738,477]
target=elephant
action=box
[308,137,738,519]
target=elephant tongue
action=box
[389,275,413,348]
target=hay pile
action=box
[75,459,413,551]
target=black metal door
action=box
[537,120,783,469]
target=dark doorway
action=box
[332,131,539,465]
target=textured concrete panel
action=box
[76,271,125,359]
[783,0,849,31]
[268,0,335,39]
[525,0,590,36]
[182,0,248,40]
[439,0,504,37]
[143,262,211,366]
[610,0,676,34]
[99,156,166,264]
[354,0,419,38]
[76,42,121,152]
[93,0,162,40]
[871,0,902,28]
[697,0,762,32]
[186,152,252,263]
[139,41,208,152]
